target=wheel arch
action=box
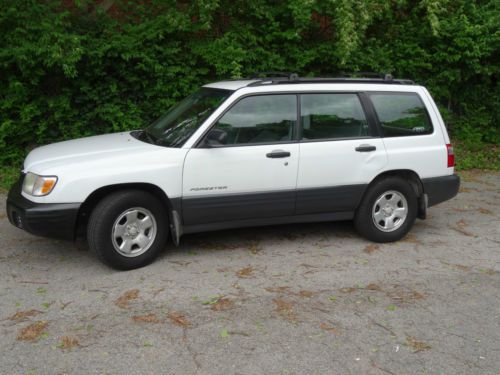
[76,183,176,238]
[361,169,426,219]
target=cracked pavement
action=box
[1,170,499,374]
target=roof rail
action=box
[246,72,414,86]
[250,71,299,80]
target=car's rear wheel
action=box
[87,190,168,270]
[354,177,417,242]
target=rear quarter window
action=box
[369,93,433,137]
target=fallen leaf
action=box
[319,322,341,335]
[115,289,139,309]
[477,207,493,215]
[340,287,357,293]
[297,290,316,298]
[453,264,471,272]
[236,266,254,278]
[132,313,160,323]
[265,286,290,293]
[406,336,432,352]
[59,336,79,350]
[273,298,297,322]
[364,244,380,254]
[388,290,424,303]
[386,305,397,311]
[168,311,190,327]
[8,309,43,322]
[248,243,261,254]
[401,234,421,244]
[211,298,234,311]
[365,283,381,291]
[452,219,476,237]
[17,321,48,341]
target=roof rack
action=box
[246,72,414,86]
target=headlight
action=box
[22,172,58,196]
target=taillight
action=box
[446,144,455,167]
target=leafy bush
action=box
[0,0,498,173]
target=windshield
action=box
[142,88,232,147]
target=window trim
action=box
[367,91,435,138]
[194,93,300,148]
[297,92,379,143]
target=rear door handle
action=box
[266,150,291,158]
[355,144,376,152]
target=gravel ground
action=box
[1,171,499,375]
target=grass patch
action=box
[454,142,499,171]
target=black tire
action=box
[354,177,417,243]
[87,190,169,270]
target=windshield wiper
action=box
[140,129,159,145]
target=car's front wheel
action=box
[87,190,169,270]
[354,177,417,242]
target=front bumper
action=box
[422,174,460,207]
[6,179,80,240]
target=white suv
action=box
[6,74,460,269]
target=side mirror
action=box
[203,129,228,148]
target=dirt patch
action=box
[211,297,234,311]
[59,336,79,350]
[132,313,161,323]
[273,298,297,322]
[8,309,43,323]
[236,266,254,278]
[406,336,432,352]
[167,311,191,327]
[17,321,48,341]
[115,289,139,309]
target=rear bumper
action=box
[6,179,80,240]
[422,174,460,207]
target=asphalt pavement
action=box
[1,170,499,375]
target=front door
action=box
[182,94,299,226]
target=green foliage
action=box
[0,0,498,172]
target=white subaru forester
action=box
[7,74,460,269]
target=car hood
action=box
[24,131,159,173]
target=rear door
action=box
[182,94,299,226]
[296,92,387,215]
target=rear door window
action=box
[300,93,369,140]
[369,93,433,137]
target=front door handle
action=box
[355,144,376,152]
[266,150,291,158]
